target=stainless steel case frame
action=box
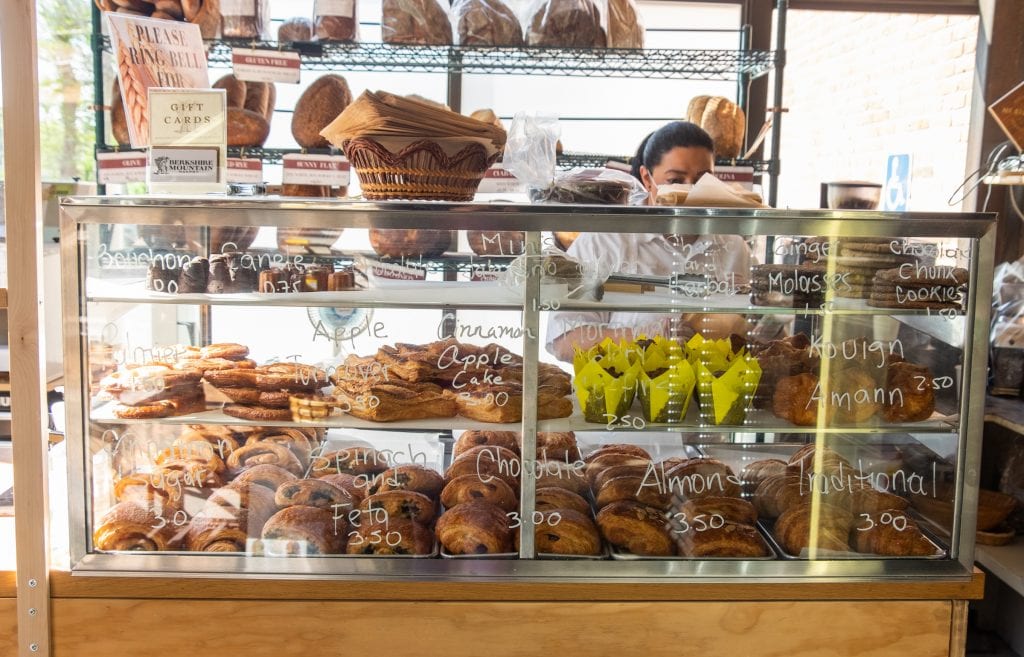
[59,197,995,582]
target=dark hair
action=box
[630,121,714,182]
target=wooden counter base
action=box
[50,598,962,657]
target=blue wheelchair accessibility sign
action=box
[884,154,912,211]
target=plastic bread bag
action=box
[503,247,609,302]
[523,0,606,47]
[533,167,649,205]
[452,0,524,46]
[221,0,271,39]
[502,113,560,190]
[382,0,453,44]
[606,0,644,48]
[315,0,360,42]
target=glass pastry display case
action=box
[59,197,994,580]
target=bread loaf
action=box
[292,74,353,149]
[526,0,604,47]
[687,95,746,159]
[278,17,314,42]
[452,0,524,46]
[315,0,358,41]
[227,107,270,147]
[213,74,247,110]
[607,0,644,48]
[382,0,453,45]
[243,81,276,122]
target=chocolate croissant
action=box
[275,478,355,511]
[93,500,186,551]
[535,487,591,516]
[261,505,347,555]
[444,445,519,490]
[436,501,514,555]
[346,517,434,555]
[310,446,389,478]
[453,430,521,456]
[359,490,437,525]
[533,509,602,556]
[318,472,370,504]
[536,431,580,462]
[227,441,304,477]
[371,464,444,499]
[533,461,589,497]
[441,474,519,512]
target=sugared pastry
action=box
[676,521,769,558]
[346,517,433,555]
[370,464,444,499]
[535,487,591,516]
[436,501,514,555]
[207,255,231,294]
[441,474,519,513]
[178,257,209,293]
[275,478,355,510]
[359,490,437,525]
[261,506,346,555]
[533,509,602,556]
[596,500,675,557]
[453,430,521,457]
[882,361,936,422]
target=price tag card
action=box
[282,153,351,186]
[369,261,427,281]
[232,48,302,84]
[477,164,524,194]
[227,157,264,184]
[714,165,755,190]
[97,151,148,185]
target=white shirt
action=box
[544,233,754,356]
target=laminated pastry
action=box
[591,464,652,494]
[371,464,444,499]
[584,453,652,489]
[292,74,353,149]
[595,500,675,556]
[112,394,206,420]
[536,431,580,462]
[535,487,591,516]
[261,505,346,555]
[584,444,652,463]
[310,447,389,478]
[206,362,327,392]
[381,0,453,44]
[686,95,746,160]
[230,464,298,491]
[882,361,936,422]
[445,383,573,423]
[749,334,819,409]
[226,442,304,477]
[773,503,854,555]
[595,475,672,511]
[663,458,743,500]
[245,428,317,469]
[676,521,769,558]
[606,0,644,48]
[534,461,589,497]
[853,511,937,556]
[534,509,602,556]
[155,443,227,477]
[113,474,178,508]
[223,404,292,422]
[318,473,371,504]
[677,496,758,526]
[787,444,853,477]
[772,373,819,426]
[852,488,910,515]
[525,0,605,47]
[278,16,313,41]
[441,474,519,512]
[333,379,458,422]
[346,517,434,555]
[453,430,521,457]
[185,482,277,552]
[101,364,203,406]
[359,490,438,525]
[93,500,186,551]
[754,472,853,518]
[176,425,243,459]
[444,445,520,490]
[436,501,514,554]
[452,0,523,46]
[274,478,355,510]
[741,459,788,495]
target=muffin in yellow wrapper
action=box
[695,355,762,425]
[687,333,746,371]
[573,347,643,424]
[638,360,697,424]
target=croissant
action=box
[786,445,852,477]
[592,464,652,494]
[436,501,513,554]
[595,500,674,557]
[753,475,806,519]
[584,453,652,489]
[93,501,187,551]
[246,428,317,469]
[536,431,580,462]
[113,473,178,508]
[440,474,519,512]
[663,459,742,500]
[444,445,519,490]
[596,475,672,511]
[535,487,590,516]
[453,430,520,457]
[677,496,758,526]
[275,478,355,511]
[261,506,347,555]
[370,464,444,498]
[230,464,298,491]
[676,521,769,558]
[309,447,388,478]
[853,510,936,556]
[185,482,276,552]
[740,459,787,495]
[583,444,652,463]
[534,461,589,497]
[227,441,304,477]
[773,503,853,555]
[852,488,909,515]
[532,509,602,556]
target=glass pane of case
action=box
[62,201,988,577]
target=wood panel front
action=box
[52,599,954,657]
[0,598,16,657]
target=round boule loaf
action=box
[213,74,247,109]
[292,74,353,149]
[227,107,270,147]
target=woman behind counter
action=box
[546,121,754,362]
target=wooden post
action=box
[0,1,52,657]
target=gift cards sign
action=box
[106,14,209,148]
[148,89,227,191]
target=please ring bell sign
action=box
[147,88,227,193]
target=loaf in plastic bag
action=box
[221,0,271,39]
[503,113,648,205]
[382,0,453,44]
[606,0,644,48]
[524,0,605,48]
[452,0,524,46]
[504,248,608,301]
[315,0,359,42]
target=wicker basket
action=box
[343,137,499,201]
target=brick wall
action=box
[775,10,979,211]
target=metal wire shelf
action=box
[98,36,776,81]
